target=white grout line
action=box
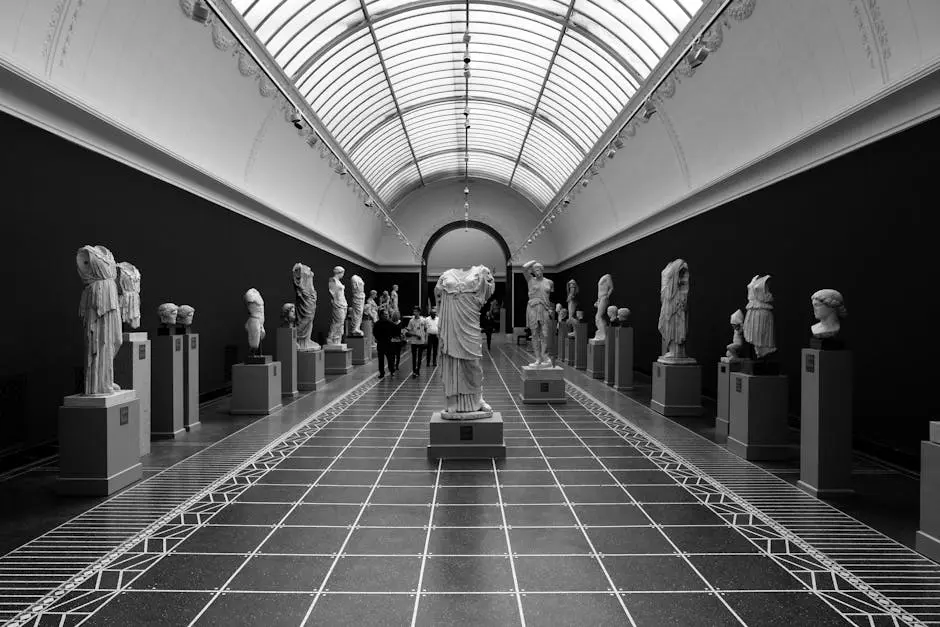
[492,457,527,626]
[409,452,442,625]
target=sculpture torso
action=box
[77,245,123,395]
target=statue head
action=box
[617,307,631,323]
[351,275,365,294]
[730,309,744,328]
[381,290,389,301]
[555,303,563,313]
[281,303,296,326]
[575,310,584,321]
[177,305,195,326]
[811,289,847,321]
[370,289,377,299]
[332,266,345,280]
[606,305,618,320]
[244,288,264,317]
[392,284,399,292]
[530,262,544,279]
[567,279,578,297]
[558,309,568,322]
[157,303,179,325]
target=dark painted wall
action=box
[0,112,375,453]
[561,115,940,466]
[375,271,421,315]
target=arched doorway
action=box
[421,220,512,333]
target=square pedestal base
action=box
[613,327,634,391]
[59,391,142,495]
[728,373,790,461]
[277,327,299,398]
[348,335,371,365]
[565,337,575,366]
[520,366,566,404]
[650,362,702,416]
[917,441,940,563]
[152,334,184,439]
[931,421,940,444]
[586,340,605,379]
[917,531,940,564]
[428,412,506,459]
[297,349,325,391]
[800,349,853,495]
[114,337,151,456]
[183,334,200,430]
[715,361,743,443]
[556,328,567,364]
[324,348,353,374]
[604,335,616,386]
[573,323,588,370]
[231,362,282,415]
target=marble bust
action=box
[555,303,563,320]
[76,245,122,395]
[328,266,348,346]
[811,289,847,339]
[349,274,365,337]
[281,303,296,328]
[722,309,746,363]
[522,260,554,367]
[116,261,141,330]
[657,259,694,364]
[617,307,631,325]
[177,305,195,332]
[743,275,776,358]
[566,279,579,322]
[244,288,265,357]
[606,305,618,326]
[593,274,614,341]
[292,263,319,351]
[557,309,568,324]
[157,303,179,326]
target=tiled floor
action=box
[2,342,939,626]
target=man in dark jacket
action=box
[372,309,400,378]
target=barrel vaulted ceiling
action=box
[230,0,705,209]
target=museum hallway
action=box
[0,341,935,626]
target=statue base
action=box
[325,347,353,374]
[156,325,183,336]
[657,355,698,365]
[650,361,702,417]
[183,333,200,430]
[276,328,299,398]
[604,333,616,385]
[59,390,142,495]
[810,337,845,351]
[728,373,791,461]
[564,336,575,366]
[152,334,185,439]
[613,327,634,391]
[520,366,565,404]
[297,348,326,390]
[428,412,505,459]
[799,348,853,496]
[715,361,744,443]
[586,339,605,379]
[573,323,588,370]
[123,331,148,342]
[556,324,567,363]
[245,355,272,365]
[916,440,940,563]
[231,361,282,415]
[115,335,151,456]
[740,358,780,376]
[931,421,940,444]
[348,335,371,365]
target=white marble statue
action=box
[389,284,400,317]
[566,279,579,323]
[292,263,319,351]
[281,303,296,328]
[349,275,365,337]
[364,289,378,322]
[158,303,179,326]
[177,305,195,332]
[722,309,746,363]
[593,274,614,341]
[116,261,141,330]
[811,289,847,339]
[558,309,568,324]
[244,288,265,357]
[555,303,563,321]
[76,245,123,396]
[606,305,618,326]
[616,307,631,325]
[378,290,390,316]
[435,265,496,418]
[328,266,348,346]
[522,260,554,367]
[743,274,776,358]
[657,259,694,364]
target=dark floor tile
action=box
[129,554,243,591]
[257,469,324,485]
[380,471,438,486]
[441,459,494,471]
[547,457,605,470]
[82,591,213,626]
[543,446,591,457]
[522,592,628,626]
[497,457,549,470]
[433,505,504,527]
[415,592,519,626]
[723,591,852,626]
[210,503,291,526]
[275,456,333,470]
[342,446,393,458]
[509,527,592,555]
[587,526,675,555]
[688,555,805,591]
[332,457,389,471]
[304,593,415,626]
[387,457,437,470]
[421,555,515,592]
[603,555,706,592]
[259,526,349,554]
[175,525,271,554]
[344,527,427,554]
[504,504,577,526]
[500,486,565,504]
[622,592,740,626]
[303,485,372,504]
[643,504,723,526]
[429,527,509,554]
[553,470,617,485]
[663,526,761,554]
[575,503,649,526]
[236,484,308,503]
[194,592,312,626]
[438,471,496,486]
[227,555,332,592]
[436,485,500,504]
[514,556,611,592]
[564,485,631,504]
[284,504,361,527]
[370,486,434,505]
[596,457,657,469]
[358,504,432,527]
[325,555,421,592]
[498,470,556,486]
[627,485,700,504]
[319,470,380,485]
[609,470,676,485]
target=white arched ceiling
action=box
[231,0,705,208]
[427,228,506,277]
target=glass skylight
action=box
[231,0,703,208]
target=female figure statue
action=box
[389,284,400,318]
[76,245,123,395]
[378,290,390,316]
[522,260,553,367]
[244,288,265,357]
[811,289,847,339]
[566,280,579,324]
[743,274,776,358]
[593,274,614,341]
[328,266,347,346]
[116,261,141,331]
[349,275,366,337]
[364,289,378,323]
[722,309,746,362]
[435,265,496,418]
[292,263,319,350]
[657,259,694,364]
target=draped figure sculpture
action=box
[522,260,553,367]
[593,274,614,341]
[116,261,141,330]
[349,275,365,337]
[77,245,123,395]
[723,309,746,362]
[566,280,579,324]
[378,291,390,317]
[743,274,776,358]
[364,290,378,323]
[328,266,347,346]
[435,265,496,418]
[389,285,400,318]
[657,259,694,364]
[244,288,265,357]
[292,263,319,350]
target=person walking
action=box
[405,306,428,377]
[481,304,496,350]
[425,306,440,367]
[372,309,399,378]
[389,310,404,374]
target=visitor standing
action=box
[425,306,440,367]
[405,306,428,377]
[389,310,404,373]
[372,309,399,378]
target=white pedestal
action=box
[297,349,325,391]
[563,334,573,366]
[613,327,634,391]
[324,347,353,374]
[799,349,853,496]
[114,334,151,456]
[276,327,299,397]
[715,361,743,443]
[651,361,702,416]
[586,339,605,379]
[520,366,566,404]
[58,391,142,495]
[152,334,184,438]
[604,332,616,386]
[932,422,940,444]
[231,361,282,415]
[573,323,588,370]
[348,335,370,365]
[728,373,790,461]
[183,334,200,429]
[428,412,505,459]
[917,441,940,563]
[362,319,375,361]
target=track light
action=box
[607,147,617,160]
[687,41,709,69]
[191,0,210,24]
[305,134,319,148]
[614,135,624,149]
[642,100,657,120]
[290,109,304,130]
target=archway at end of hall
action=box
[421,220,512,334]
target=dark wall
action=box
[376,271,421,315]
[0,112,375,453]
[562,115,940,465]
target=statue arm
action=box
[521,260,535,282]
